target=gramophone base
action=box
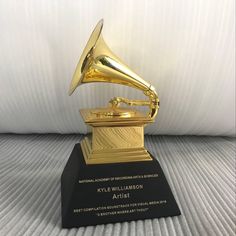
[81,137,152,164]
[61,143,181,228]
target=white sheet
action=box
[0,0,235,135]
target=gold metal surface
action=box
[80,108,153,126]
[81,137,152,165]
[92,126,144,151]
[69,19,159,164]
[69,19,159,120]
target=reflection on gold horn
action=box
[69,19,159,120]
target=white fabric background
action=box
[0,0,235,135]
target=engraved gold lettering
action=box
[112,193,130,199]
[97,187,111,193]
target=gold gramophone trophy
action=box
[61,20,180,228]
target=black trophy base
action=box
[61,144,181,228]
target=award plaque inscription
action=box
[61,19,181,228]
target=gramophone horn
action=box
[69,19,159,119]
[69,19,104,95]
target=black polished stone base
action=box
[61,144,181,228]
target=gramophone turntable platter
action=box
[91,107,136,118]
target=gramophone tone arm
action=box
[109,89,159,119]
[109,97,150,108]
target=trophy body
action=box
[80,108,152,164]
[61,20,180,228]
